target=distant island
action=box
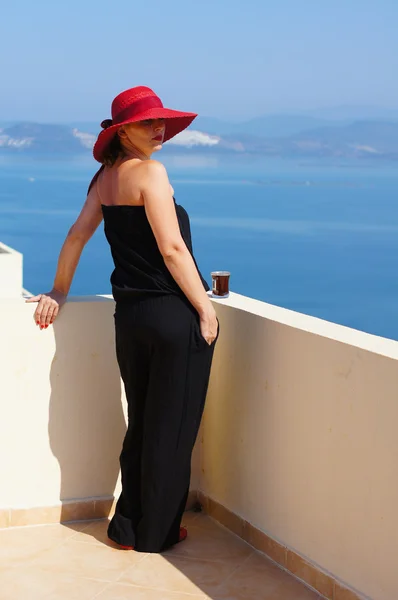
[1,117,397,161]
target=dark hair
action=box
[87,165,105,195]
[101,133,125,167]
[87,128,126,194]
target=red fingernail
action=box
[45,324,48,328]
[36,321,40,325]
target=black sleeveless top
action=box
[101,199,210,303]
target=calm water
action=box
[1,153,398,341]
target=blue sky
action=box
[1,0,397,122]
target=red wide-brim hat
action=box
[93,86,197,163]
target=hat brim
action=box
[93,107,197,163]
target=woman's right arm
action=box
[138,160,218,344]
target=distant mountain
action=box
[194,115,344,138]
[269,121,398,158]
[0,123,95,153]
[286,120,398,150]
[1,120,397,160]
[164,120,398,159]
[287,105,398,121]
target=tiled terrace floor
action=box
[0,510,324,600]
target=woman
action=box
[26,86,219,553]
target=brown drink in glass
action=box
[211,271,230,298]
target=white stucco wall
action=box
[200,293,398,600]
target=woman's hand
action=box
[199,304,219,345]
[25,288,67,329]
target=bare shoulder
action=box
[139,159,168,179]
[139,160,172,197]
[120,160,174,198]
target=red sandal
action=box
[110,527,187,551]
[178,526,188,543]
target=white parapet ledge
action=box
[208,290,398,360]
[59,291,398,361]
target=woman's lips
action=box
[153,135,163,141]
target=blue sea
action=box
[1,153,398,341]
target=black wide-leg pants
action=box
[107,294,219,553]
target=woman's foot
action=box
[110,526,187,551]
[108,537,134,550]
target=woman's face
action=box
[118,118,166,155]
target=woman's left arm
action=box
[26,186,103,329]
